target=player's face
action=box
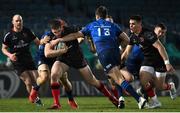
[12,15,23,31]
[129,19,141,33]
[154,27,166,38]
[51,28,61,37]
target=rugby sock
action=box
[163,83,171,90]
[121,80,140,102]
[97,82,116,99]
[146,88,155,98]
[116,85,123,97]
[29,84,40,103]
[32,84,40,91]
[51,82,60,105]
[65,90,74,100]
[111,88,119,99]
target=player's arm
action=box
[119,32,130,48]
[44,42,68,58]
[86,36,96,53]
[1,44,17,61]
[59,32,84,42]
[121,45,133,61]
[153,40,175,72]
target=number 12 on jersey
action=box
[97,28,110,36]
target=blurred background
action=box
[0,0,180,98]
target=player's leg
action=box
[139,66,161,108]
[20,71,33,93]
[115,67,134,108]
[78,65,119,108]
[20,70,42,106]
[29,70,44,106]
[108,77,119,99]
[108,66,146,109]
[37,64,50,86]
[154,72,177,99]
[60,72,78,109]
[49,61,68,109]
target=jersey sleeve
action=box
[26,28,36,41]
[146,32,158,44]
[3,32,11,46]
[80,23,91,36]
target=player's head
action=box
[49,19,62,37]
[106,15,113,23]
[12,14,23,31]
[129,15,142,34]
[95,6,108,20]
[154,23,167,38]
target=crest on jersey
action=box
[139,37,144,42]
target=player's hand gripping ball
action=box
[56,42,66,50]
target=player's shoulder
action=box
[22,27,31,32]
[142,27,155,36]
[3,31,12,40]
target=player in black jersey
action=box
[122,15,176,107]
[44,19,119,109]
[1,14,42,105]
[36,19,79,109]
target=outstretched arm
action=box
[121,45,133,61]
[119,32,130,48]
[59,31,84,42]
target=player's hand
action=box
[9,53,17,61]
[43,36,51,44]
[41,36,50,44]
[59,44,69,54]
[166,64,175,73]
[50,38,62,47]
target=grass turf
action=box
[0,96,179,112]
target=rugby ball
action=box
[56,42,66,50]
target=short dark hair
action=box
[48,19,61,29]
[155,23,167,30]
[95,6,108,19]
[130,15,142,23]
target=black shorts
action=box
[12,61,37,76]
[142,57,166,72]
[56,55,87,69]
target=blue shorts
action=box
[98,49,120,73]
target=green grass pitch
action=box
[0,96,179,112]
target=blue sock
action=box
[66,90,74,100]
[121,80,140,102]
[116,84,123,97]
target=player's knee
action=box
[51,73,59,81]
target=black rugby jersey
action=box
[129,28,162,60]
[48,26,84,61]
[3,27,36,63]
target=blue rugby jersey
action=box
[80,19,122,54]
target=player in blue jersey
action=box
[36,19,79,109]
[58,6,147,109]
[122,15,176,108]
